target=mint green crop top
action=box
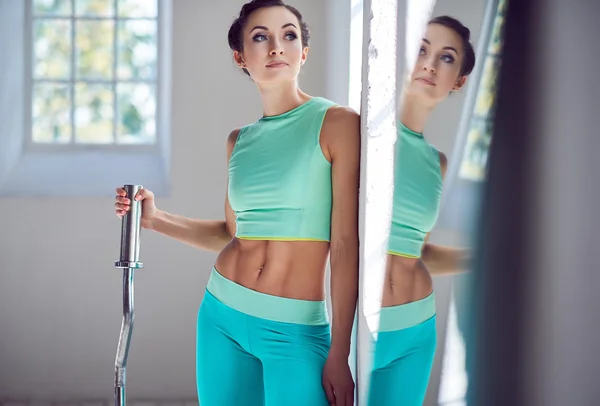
[388,123,444,258]
[228,97,337,241]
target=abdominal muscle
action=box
[213,238,330,301]
[381,254,434,307]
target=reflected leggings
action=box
[196,268,331,406]
[367,292,437,406]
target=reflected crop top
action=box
[388,123,444,258]
[228,97,337,241]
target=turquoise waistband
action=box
[378,292,436,332]
[206,267,329,326]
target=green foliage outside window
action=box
[459,0,507,181]
[31,0,159,145]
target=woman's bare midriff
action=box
[213,238,330,301]
[381,254,434,307]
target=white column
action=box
[356,0,400,404]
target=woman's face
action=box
[407,23,467,104]
[234,6,308,84]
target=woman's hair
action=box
[228,0,311,76]
[429,15,476,77]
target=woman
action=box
[367,16,476,406]
[114,1,360,405]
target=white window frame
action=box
[0,0,172,197]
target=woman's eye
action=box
[441,54,455,63]
[253,34,267,42]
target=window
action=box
[458,0,507,181]
[30,0,158,147]
[0,0,171,197]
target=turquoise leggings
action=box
[196,268,331,406]
[367,292,437,406]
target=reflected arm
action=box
[421,150,471,275]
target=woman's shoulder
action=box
[227,128,242,143]
[226,128,242,157]
[321,104,361,151]
[226,122,255,144]
[438,149,448,178]
[322,104,360,126]
[428,144,447,178]
[305,95,357,116]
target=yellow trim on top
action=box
[387,250,421,259]
[237,236,330,242]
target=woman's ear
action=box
[452,75,467,91]
[301,46,310,65]
[233,51,246,68]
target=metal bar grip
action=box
[115,184,144,269]
[113,184,144,406]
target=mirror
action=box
[360,0,508,405]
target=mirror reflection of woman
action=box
[114,1,360,405]
[368,16,476,406]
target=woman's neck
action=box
[399,94,435,134]
[257,79,311,117]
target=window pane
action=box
[474,57,500,117]
[117,0,157,18]
[459,118,492,181]
[488,6,507,55]
[76,20,114,80]
[75,0,114,17]
[32,83,72,143]
[117,20,157,80]
[33,0,72,16]
[116,84,156,144]
[33,19,72,80]
[74,83,114,144]
[458,0,507,182]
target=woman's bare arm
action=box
[421,242,470,275]
[147,129,240,253]
[421,150,471,275]
[323,107,361,357]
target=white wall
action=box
[0,0,336,401]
